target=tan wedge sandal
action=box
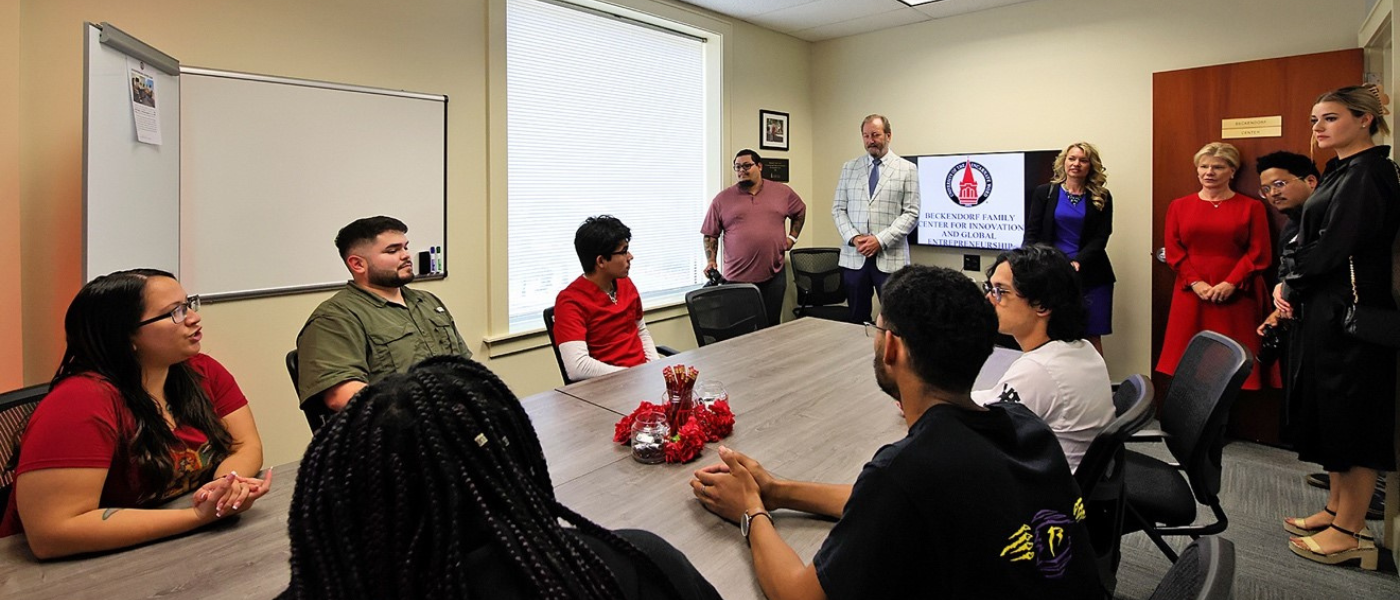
[1289,524,1378,571]
[1283,507,1335,536]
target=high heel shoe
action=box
[1289,524,1378,571]
[1283,507,1335,536]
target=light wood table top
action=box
[0,389,622,599]
[0,319,1019,599]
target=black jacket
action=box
[1024,183,1116,287]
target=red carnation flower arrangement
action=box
[614,365,735,463]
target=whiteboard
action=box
[179,69,447,300]
[83,23,181,280]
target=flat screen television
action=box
[906,150,1057,250]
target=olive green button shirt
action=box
[295,283,470,405]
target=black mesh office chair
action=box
[0,383,48,511]
[287,349,334,433]
[542,306,576,385]
[789,248,848,321]
[1147,536,1236,600]
[1074,374,1156,596]
[1123,331,1251,562]
[685,284,767,347]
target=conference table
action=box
[0,318,1018,599]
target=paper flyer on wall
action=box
[127,57,162,145]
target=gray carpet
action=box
[1111,439,1399,599]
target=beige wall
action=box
[14,0,810,465]
[1,0,21,390]
[807,0,1368,382]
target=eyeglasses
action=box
[1259,178,1303,196]
[136,296,201,327]
[982,280,1017,303]
[863,321,896,338]
[732,163,757,172]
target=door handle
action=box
[1155,247,1167,264]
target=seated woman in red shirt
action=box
[0,269,270,558]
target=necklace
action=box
[1066,191,1086,206]
[606,286,618,304]
[1203,197,1226,208]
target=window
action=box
[506,0,712,332]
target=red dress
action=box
[1157,193,1270,389]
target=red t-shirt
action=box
[0,354,248,537]
[553,276,647,368]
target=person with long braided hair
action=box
[281,355,719,600]
[0,269,270,558]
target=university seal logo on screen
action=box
[944,159,994,207]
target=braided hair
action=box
[283,355,682,599]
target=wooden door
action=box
[1151,49,1362,443]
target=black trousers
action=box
[749,266,787,327]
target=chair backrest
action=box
[789,248,845,307]
[0,383,49,510]
[287,349,334,433]
[1159,331,1252,507]
[1077,374,1156,497]
[542,306,576,385]
[1147,536,1236,600]
[685,284,767,347]
[1074,374,1155,595]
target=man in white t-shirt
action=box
[972,245,1114,472]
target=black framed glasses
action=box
[982,280,1016,304]
[1259,177,1302,196]
[863,321,895,338]
[136,296,201,327]
[732,162,757,172]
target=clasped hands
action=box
[690,446,773,523]
[852,235,882,258]
[193,469,274,522]
[1190,280,1236,303]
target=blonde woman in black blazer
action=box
[1023,142,1115,353]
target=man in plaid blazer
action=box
[831,114,921,323]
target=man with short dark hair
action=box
[832,114,920,324]
[296,216,470,412]
[974,245,1113,472]
[1256,150,1318,336]
[553,215,660,381]
[702,149,806,327]
[689,265,1100,599]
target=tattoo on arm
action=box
[101,508,123,521]
[704,236,719,262]
[790,213,806,238]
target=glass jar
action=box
[630,411,669,464]
[664,390,695,430]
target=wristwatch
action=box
[741,509,773,542]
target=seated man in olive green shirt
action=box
[296,216,471,412]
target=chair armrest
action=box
[657,345,679,357]
[1128,428,1168,442]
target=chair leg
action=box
[1126,504,1180,563]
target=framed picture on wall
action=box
[759,109,789,151]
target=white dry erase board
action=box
[83,24,448,301]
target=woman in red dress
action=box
[1157,142,1271,389]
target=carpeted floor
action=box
[1111,439,1399,599]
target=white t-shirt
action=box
[972,340,1114,472]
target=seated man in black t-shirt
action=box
[690,265,1101,599]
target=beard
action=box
[873,347,900,401]
[738,179,756,189]
[367,264,414,288]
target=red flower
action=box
[664,420,706,463]
[613,401,663,444]
[705,400,735,439]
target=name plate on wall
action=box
[762,158,790,182]
[1222,115,1282,139]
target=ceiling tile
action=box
[678,0,820,19]
[912,0,1039,19]
[744,0,907,34]
[789,7,931,42]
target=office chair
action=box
[1074,374,1155,595]
[287,349,334,433]
[0,383,49,510]
[789,248,848,321]
[1123,331,1251,562]
[685,284,767,347]
[1147,536,1236,600]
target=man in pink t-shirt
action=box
[702,149,807,328]
[553,215,661,381]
